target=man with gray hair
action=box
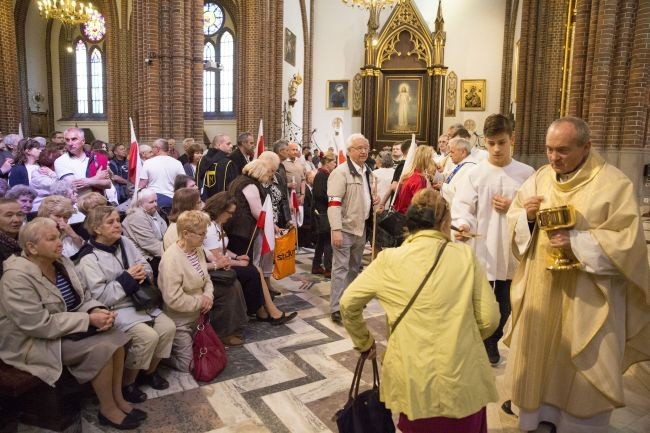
[54,127,111,194]
[139,138,185,212]
[327,133,377,324]
[436,137,475,206]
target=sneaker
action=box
[485,341,500,366]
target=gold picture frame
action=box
[326,80,349,110]
[460,79,486,111]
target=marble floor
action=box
[16,247,650,433]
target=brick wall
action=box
[1,0,23,135]
[569,0,648,150]
[499,0,519,116]
[514,0,567,160]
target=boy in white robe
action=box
[452,114,534,365]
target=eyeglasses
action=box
[186,230,207,238]
[350,147,370,153]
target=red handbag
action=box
[190,314,227,382]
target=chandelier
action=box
[341,0,398,9]
[37,0,99,26]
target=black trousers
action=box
[485,279,512,345]
[312,231,332,271]
[233,263,265,314]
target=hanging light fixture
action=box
[37,0,99,27]
[341,0,398,9]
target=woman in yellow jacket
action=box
[340,189,500,433]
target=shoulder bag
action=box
[208,224,238,286]
[335,241,448,433]
[117,242,162,311]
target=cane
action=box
[371,175,378,262]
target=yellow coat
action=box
[340,230,499,420]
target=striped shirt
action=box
[55,271,80,311]
[185,250,205,278]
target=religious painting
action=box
[460,79,486,111]
[284,28,296,66]
[326,80,349,110]
[384,77,422,133]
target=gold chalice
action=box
[536,205,582,271]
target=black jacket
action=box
[229,148,250,176]
[195,148,237,200]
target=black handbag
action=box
[208,268,237,286]
[313,209,330,234]
[131,280,163,311]
[377,209,406,242]
[335,353,395,433]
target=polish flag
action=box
[256,195,275,255]
[254,119,264,159]
[127,118,142,198]
[335,141,347,164]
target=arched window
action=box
[203,2,235,117]
[60,13,107,118]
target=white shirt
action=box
[140,155,185,198]
[373,167,395,202]
[440,157,476,207]
[451,159,535,281]
[350,159,371,219]
[25,163,39,184]
[469,147,489,163]
[203,222,228,262]
[54,152,89,180]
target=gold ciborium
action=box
[536,205,582,271]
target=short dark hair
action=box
[237,132,253,147]
[203,191,236,221]
[450,127,471,139]
[400,139,411,154]
[174,174,195,191]
[50,131,62,139]
[483,114,513,137]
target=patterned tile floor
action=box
[15,247,650,433]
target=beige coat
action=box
[327,159,373,237]
[0,255,104,386]
[122,207,167,260]
[158,242,214,325]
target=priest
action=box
[505,117,650,433]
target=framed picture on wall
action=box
[284,28,296,66]
[384,76,423,133]
[460,79,486,111]
[327,80,349,110]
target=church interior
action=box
[0,0,649,432]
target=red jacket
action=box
[393,170,427,214]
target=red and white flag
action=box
[254,119,264,159]
[256,195,275,255]
[127,118,142,198]
[334,140,346,165]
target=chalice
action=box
[536,205,582,271]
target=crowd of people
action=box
[0,114,648,433]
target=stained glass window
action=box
[75,40,89,114]
[203,43,216,112]
[82,13,106,42]
[219,32,234,112]
[203,3,224,36]
[90,48,104,114]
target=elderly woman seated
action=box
[203,192,296,326]
[0,218,145,430]
[158,210,215,370]
[0,198,26,275]
[37,195,85,258]
[49,180,85,224]
[76,206,176,404]
[122,188,167,281]
[5,184,37,215]
[162,189,247,346]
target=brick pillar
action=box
[514,0,567,160]
[500,0,519,115]
[1,0,23,134]
[132,0,203,142]
[106,0,131,144]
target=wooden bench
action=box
[0,361,83,432]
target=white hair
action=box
[449,137,472,154]
[346,133,368,150]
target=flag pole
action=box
[244,226,259,258]
[371,175,378,261]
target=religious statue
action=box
[288,73,303,106]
